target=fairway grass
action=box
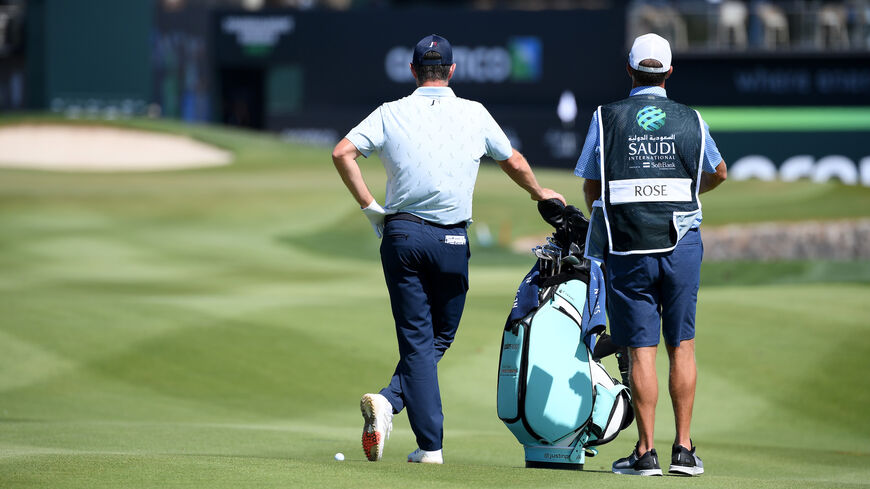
[1,118,869,488]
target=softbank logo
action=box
[385,37,542,83]
[730,154,870,186]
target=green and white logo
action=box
[636,106,666,131]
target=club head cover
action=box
[537,198,566,230]
[565,208,590,248]
[592,332,621,361]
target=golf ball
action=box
[334,452,344,461]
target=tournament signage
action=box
[699,107,870,187]
[717,131,870,187]
[212,8,627,167]
[220,15,295,56]
[212,8,625,104]
[384,36,543,84]
[209,9,870,179]
[669,54,870,106]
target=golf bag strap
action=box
[569,432,597,462]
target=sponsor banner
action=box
[212,8,626,106]
[212,9,869,180]
[384,36,543,85]
[221,15,295,55]
[714,131,870,187]
[669,54,870,106]
[609,178,693,204]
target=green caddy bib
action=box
[598,96,704,254]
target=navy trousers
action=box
[378,217,470,451]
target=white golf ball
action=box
[334,452,345,461]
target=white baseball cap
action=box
[629,33,672,73]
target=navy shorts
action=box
[606,229,703,348]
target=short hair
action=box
[630,59,668,87]
[413,51,451,84]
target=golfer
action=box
[332,34,564,464]
[574,33,727,476]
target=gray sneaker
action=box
[669,443,704,476]
[612,444,663,476]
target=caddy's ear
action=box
[448,63,456,80]
[409,63,417,81]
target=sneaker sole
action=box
[613,468,663,476]
[669,464,704,476]
[360,395,384,462]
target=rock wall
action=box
[702,220,870,261]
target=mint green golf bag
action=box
[497,265,634,469]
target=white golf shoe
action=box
[407,448,443,464]
[360,393,393,461]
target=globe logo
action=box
[636,106,666,131]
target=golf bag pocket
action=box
[587,378,633,446]
[497,324,524,421]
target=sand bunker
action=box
[0,124,232,172]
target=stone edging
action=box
[701,219,870,261]
[510,219,870,261]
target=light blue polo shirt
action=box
[573,86,723,230]
[346,86,513,225]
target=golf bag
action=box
[496,200,633,469]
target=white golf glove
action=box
[361,200,386,238]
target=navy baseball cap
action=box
[412,34,453,66]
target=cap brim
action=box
[633,64,670,73]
